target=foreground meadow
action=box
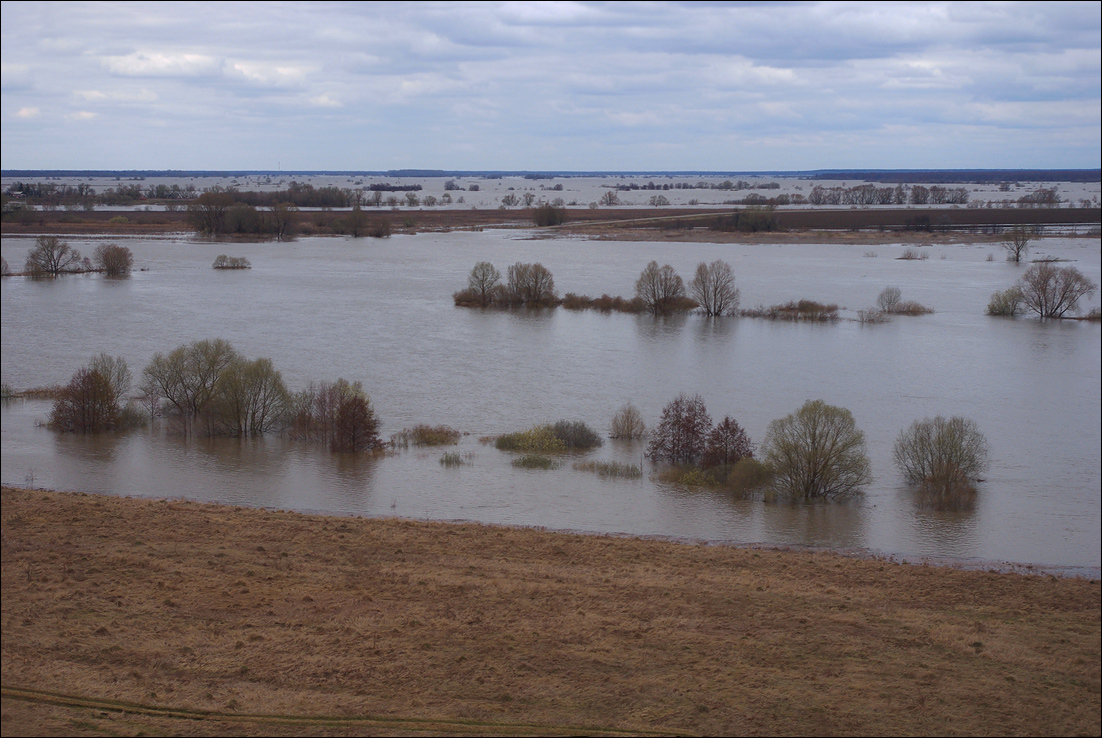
[1,486,1099,736]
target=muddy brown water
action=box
[2,232,1099,575]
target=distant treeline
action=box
[810,170,1101,184]
[5,168,1100,183]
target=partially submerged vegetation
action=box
[212,254,251,269]
[391,424,461,448]
[740,299,840,321]
[988,262,1098,319]
[495,421,603,454]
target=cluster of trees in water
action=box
[41,344,990,510]
[1,236,133,278]
[454,259,740,317]
[489,394,989,510]
[48,340,383,452]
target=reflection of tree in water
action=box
[634,311,691,343]
[904,485,978,557]
[53,428,124,464]
[759,499,869,551]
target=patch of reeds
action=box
[439,452,467,467]
[572,460,643,479]
[392,424,461,448]
[512,454,559,470]
[740,300,839,322]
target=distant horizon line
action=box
[3,168,1099,184]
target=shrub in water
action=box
[550,420,603,450]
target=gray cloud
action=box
[1,1,1098,170]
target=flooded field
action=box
[2,231,1099,574]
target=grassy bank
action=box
[1,486,1098,736]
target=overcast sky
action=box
[2,1,1099,172]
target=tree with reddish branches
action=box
[647,393,712,465]
[703,416,753,468]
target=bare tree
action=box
[893,416,988,506]
[141,339,241,434]
[762,400,871,500]
[507,262,557,306]
[213,357,290,437]
[599,190,620,207]
[93,243,134,276]
[635,261,686,316]
[1017,263,1098,318]
[610,402,646,440]
[877,286,902,313]
[49,367,119,433]
[647,393,712,465]
[690,260,740,317]
[290,379,381,452]
[1001,225,1035,263]
[24,236,82,276]
[187,191,234,235]
[703,416,753,468]
[467,261,502,306]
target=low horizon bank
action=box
[4,168,1101,183]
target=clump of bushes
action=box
[495,426,568,454]
[873,287,933,316]
[894,416,989,511]
[212,255,251,269]
[740,300,839,321]
[898,246,929,261]
[495,421,603,453]
[49,354,146,433]
[532,203,567,226]
[392,424,460,448]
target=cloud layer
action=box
[2,1,1099,170]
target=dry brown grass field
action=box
[1,486,1099,736]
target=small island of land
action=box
[2,486,1098,736]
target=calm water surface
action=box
[2,231,1099,574]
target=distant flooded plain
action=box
[2,231,1099,574]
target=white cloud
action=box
[17,107,41,118]
[65,111,97,121]
[310,93,342,108]
[101,52,219,77]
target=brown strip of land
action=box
[3,205,1098,240]
[1,486,1098,736]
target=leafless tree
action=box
[1017,263,1097,318]
[93,243,134,276]
[635,261,686,316]
[610,402,646,440]
[213,357,290,437]
[1001,225,1035,263]
[703,416,753,468]
[647,393,712,465]
[290,379,381,452]
[599,190,619,207]
[690,260,740,317]
[762,400,871,500]
[877,286,902,313]
[507,262,557,306]
[893,416,988,506]
[24,236,82,276]
[49,355,131,433]
[141,339,241,434]
[468,261,502,306]
[187,191,234,235]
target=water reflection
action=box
[902,484,979,558]
[2,232,1099,571]
[758,500,868,551]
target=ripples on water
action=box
[2,232,1099,572]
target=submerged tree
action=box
[702,416,753,468]
[94,243,134,276]
[762,400,871,500]
[635,261,687,316]
[1001,225,1035,263]
[290,379,382,452]
[647,393,712,465]
[893,416,989,507]
[49,354,131,433]
[24,236,81,277]
[690,260,740,317]
[467,261,502,306]
[1016,263,1097,318]
[610,402,647,440]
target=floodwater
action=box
[2,231,1100,575]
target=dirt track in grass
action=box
[2,486,1099,736]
